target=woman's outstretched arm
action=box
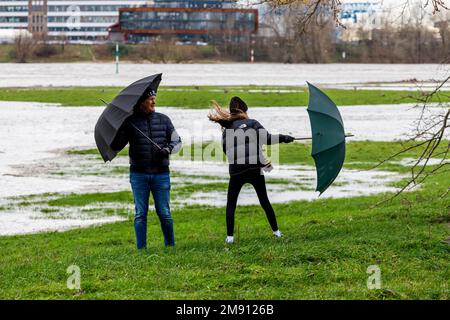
[253,120,294,145]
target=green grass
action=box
[0,44,98,63]
[0,172,448,299]
[1,86,449,108]
[41,182,228,208]
[1,140,448,299]
[46,192,134,207]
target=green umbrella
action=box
[295,82,353,195]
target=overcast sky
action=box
[239,0,450,9]
[239,0,450,19]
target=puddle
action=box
[171,161,401,206]
[0,210,126,236]
[397,157,450,166]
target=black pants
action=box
[226,168,279,236]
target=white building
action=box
[339,0,382,41]
[0,0,149,42]
[338,0,450,41]
[0,27,31,43]
[0,1,28,30]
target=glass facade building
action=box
[340,1,380,24]
[116,1,258,43]
[0,0,258,43]
[151,0,234,9]
[0,1,29,29]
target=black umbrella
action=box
[94,73,162,162]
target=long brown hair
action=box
[208,100,248,127]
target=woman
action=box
[208,96,295,244]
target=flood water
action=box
[1,100,447,235]
[0,63,449,89]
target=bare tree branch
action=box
[251,0,450,204]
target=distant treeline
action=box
[3,24,449,63]
[253,19,450,64]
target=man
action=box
[111,90,182,250]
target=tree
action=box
[258,1,336,62]
[253,0,450,199]
[12,33,36,63]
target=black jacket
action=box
[111,111,182,173]
[221,118,290,176]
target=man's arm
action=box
[165,118,182,154]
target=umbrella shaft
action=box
[130,123,162,150]
[294,134,354,140]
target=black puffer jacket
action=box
[221,118,291,176]
[111,111,182,173]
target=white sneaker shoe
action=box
[225,236,234,244]
[273,230,283,238]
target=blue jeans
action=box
[130,171,174,249]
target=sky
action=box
[239,0,450,9]
[239,0,450,21]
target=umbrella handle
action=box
[294,134,354,140]
[294,137,313,140]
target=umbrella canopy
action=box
[306,82,346,195]
[94,73,162,162]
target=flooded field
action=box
[1,100,447,235]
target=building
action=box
[0,28,32,43]
[109,0,258,43]
[149,0,235,9]
[338,0,450,42]
[0,1,29,30]
[47,0,148,42]
[0,0,148,42]
[28,0,47,38]
[340,0,380,24]
[338,0,382,41]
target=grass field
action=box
[1,86,449,108]
[0,175,448,299]
[0,140,448,299]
